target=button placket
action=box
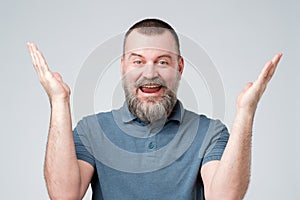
[148,141,155,149]
[144,121,164,152]
[145,130,157,152]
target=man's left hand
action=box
[236,53,283,114]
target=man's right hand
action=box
[27,42,93,199]
[27,42,71,103]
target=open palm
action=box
[237,53,282,113]
[27,43,71,102]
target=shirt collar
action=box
[167,100,184,123]
[119,100,184,124]
[121,102,137,123]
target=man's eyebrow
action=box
[128,53,144,59]
[157,54,172,59]
[127,53,173,60]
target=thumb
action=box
[53,72,63,82]
[243,82,253,92]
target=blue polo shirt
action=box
[73,100,229,199]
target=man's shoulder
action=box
[77,110,115,125]
[182,107,226,129]
[182,108,211,121]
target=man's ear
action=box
[178,56,184,75]
[120,56,125,75]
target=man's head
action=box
[121,18,184,123]
[123,18,181,56]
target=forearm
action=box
[209,109,253,200]
[203,53,282,200]
[44,99,81,199]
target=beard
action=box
[122,76,180,124]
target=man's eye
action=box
[159,61,168,65]
[133,60,142,64]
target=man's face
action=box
[121,29,184,123]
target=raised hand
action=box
[236,53,282,113]
[27,42,71,103]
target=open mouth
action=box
[139,84,162,93]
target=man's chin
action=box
[139,97,163,105]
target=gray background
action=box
[1,0,299,199]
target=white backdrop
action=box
[1,0,299,199]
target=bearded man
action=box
[27,18,282,200]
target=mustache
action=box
[135,77,167,88]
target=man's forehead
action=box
[124,30,178,55]
[124,48,178,58]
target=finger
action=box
[243,82,253,92]
[31,44,45,76]
[27,42,38,68]
[54,72,71,95]
[267,53,283,81]
[254,53,283,98]
[30,43,50,76]
[28,43,40,66]
[27,43,45,78]
[253,64,273,97]
[28,43,46,82]
[258,53,282,84]
[258,61,273,82]
[263,53,282,83]
[31,43,43,67]
[271,53,283,66]
[53,72,63,82]
[36,50,50,73]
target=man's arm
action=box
[201,53,282,200]
[27,43,94,199]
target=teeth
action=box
[142,84,161,88]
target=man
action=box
[27,18,282,200]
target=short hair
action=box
[123,18,181,55]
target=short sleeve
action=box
[73,118,96,167]
[201,119,229,166]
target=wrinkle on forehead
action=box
[124,48,179,59]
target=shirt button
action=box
[148,142,155,149]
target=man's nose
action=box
[142,63,158,79]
